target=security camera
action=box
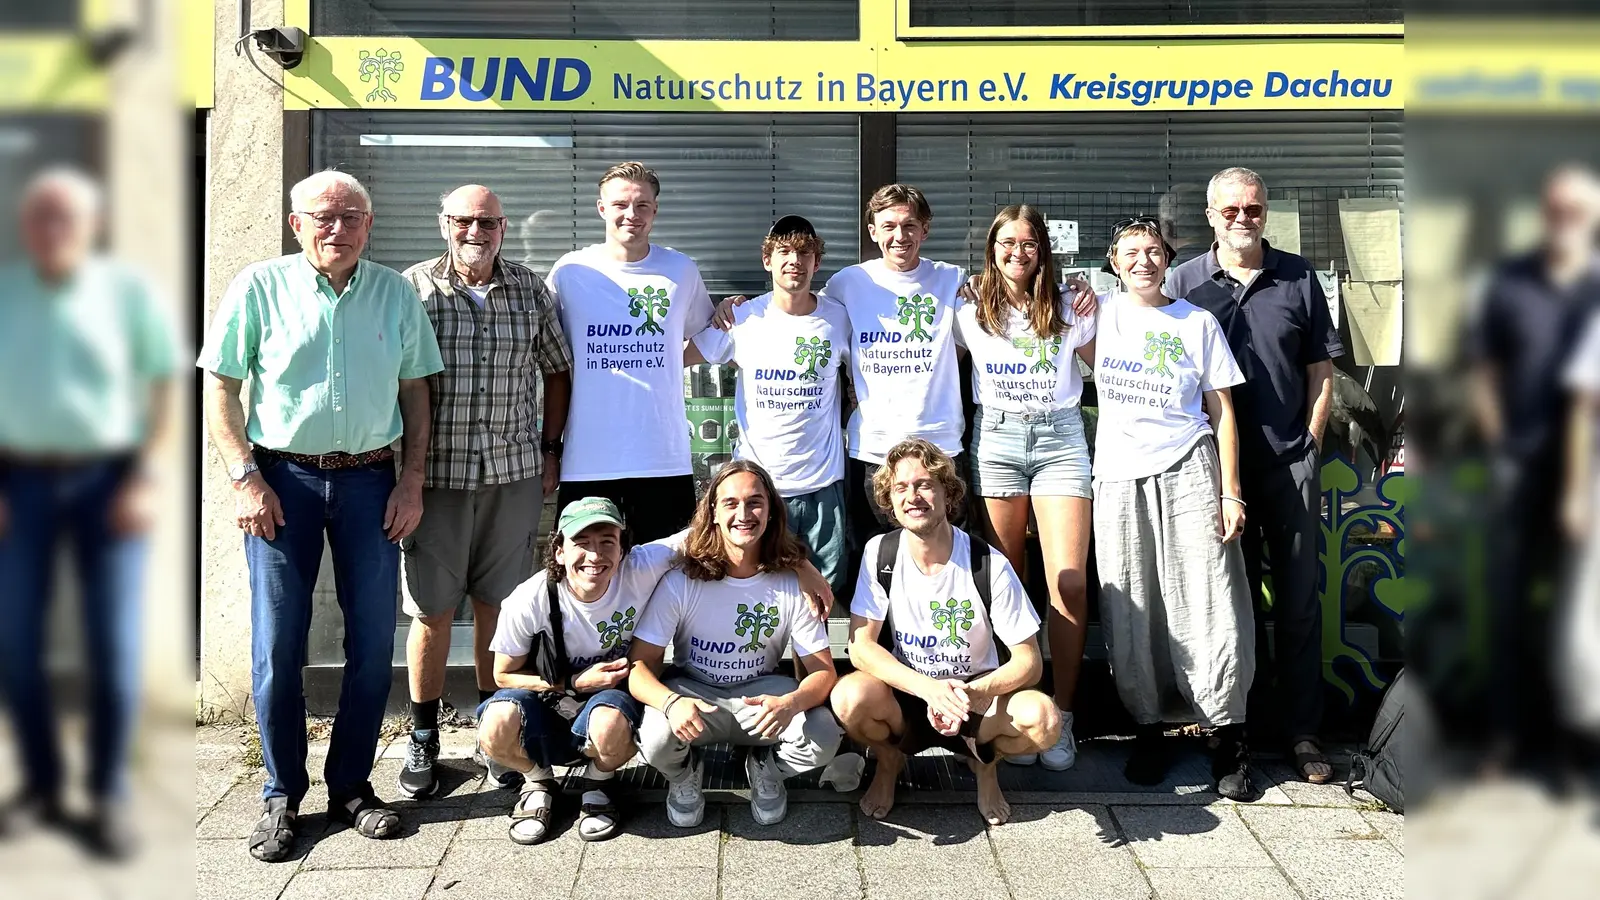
[250,26,307,69]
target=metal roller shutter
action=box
[316,0,860,40]
[312,111,860,294]
[896,111,1403,273]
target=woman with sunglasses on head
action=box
[1091,216,1257,801]
[952,205,1097,771]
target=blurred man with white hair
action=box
[199,169,444,862]
[1466,163,1600,764]
[0,167,180,857]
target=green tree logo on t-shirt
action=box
[1011,335,1063,374]
[1142,331,1186,378]
[734,601,780,652]
[595,606,637,651]
[896,294,937,341]
[794,336,833,380]
[930,597,974,649]
[627,285,671,335]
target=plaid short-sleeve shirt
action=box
[404,254,573,490]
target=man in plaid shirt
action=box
[398,184,574,799]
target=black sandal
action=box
[1291,739,1333,784]
[248,797,298,862]
[508,779,559,845]
[576,786,620,843]
[330,789,401,839]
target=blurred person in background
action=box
[1166,167,1343,785]
[1464,163,1600,768]
[0,167,179,857]
[396,185,573,801]
[1559,308,1600,750]
[198,170,444,862]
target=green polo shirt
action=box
[0,258,180,455]
[197,254,444,454]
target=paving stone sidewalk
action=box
[195,722,1404,900]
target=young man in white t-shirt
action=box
[548,162,714,542]
[629,461,843,828]
[830,439,1060,826]
[688,215,852,595]
[476,497,684,845]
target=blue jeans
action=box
[247,456,398,806]
[0,458,144,801]
[476,688,643,768]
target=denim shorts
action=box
[476,687,644,768]
[968,406,1093,499]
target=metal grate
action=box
[994,185,1403,277]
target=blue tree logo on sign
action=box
[358,49,405,102]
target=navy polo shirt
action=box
[1167,241,1344,469]
[1463,252,1600,464]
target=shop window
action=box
[315,0,859,40]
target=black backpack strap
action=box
[873,529,902,654]
[966,528,1010,668]
[545,574,571,687]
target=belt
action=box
[980,407,1078,425]
[254,446,394,470]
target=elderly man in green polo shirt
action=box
[198,169,445,863]
[0,167,179,858]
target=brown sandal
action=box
[508,779,559,845]
[1292,739,1333,784]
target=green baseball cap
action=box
[557,497,625,540]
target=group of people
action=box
[194,159,1347,861]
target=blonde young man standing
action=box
[549,162,713,542]
[396,185,574,800]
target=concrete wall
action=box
[196,0,287,721]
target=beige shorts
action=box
[400,478,544,618]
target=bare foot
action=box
[860,749,903,820]
[972,759,1010,825]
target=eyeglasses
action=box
[1211,204,1265,221]
[995,239,1040,255]
[296,210,369,230]
[443,215,505,231]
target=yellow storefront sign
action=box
[0,36,109,111]
[1407,22,1600,113]
[284,38,1403,112]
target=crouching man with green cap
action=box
[475,497,684,844]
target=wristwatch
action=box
[541,438,563,460]
[229,460,260,482]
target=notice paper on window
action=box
[1338,198,1403,282]
[1345,280,1402,366]
[1261,201,1301,256]
[1046,218,1079,255]
[1315,268,1340,328]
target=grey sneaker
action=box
[397,730,439,799]
[665,756,705,828]
[1040,712,1078,771]
[744,748,787,826]
[474,745,524,790]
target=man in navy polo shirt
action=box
[1167,167,1343,784]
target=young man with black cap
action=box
[687,215,852,595]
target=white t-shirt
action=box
[691,292,850,496]
[634,568,830,687]
[549,244,714,480]
[1090,294,1244,482]
[823,258,966,464]
[954,298,1097,414]
[463,282,491,308]
[489,539,680,673]
[852,528,1041,680]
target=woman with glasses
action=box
[1091,216,1257,801]
[953,205,1097,771]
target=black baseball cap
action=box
[768,214,817,238]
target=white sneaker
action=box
[1040,711,1078,771]
[665,757,705,828]
[1003,752,1038,766]
[744,748,788,826]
